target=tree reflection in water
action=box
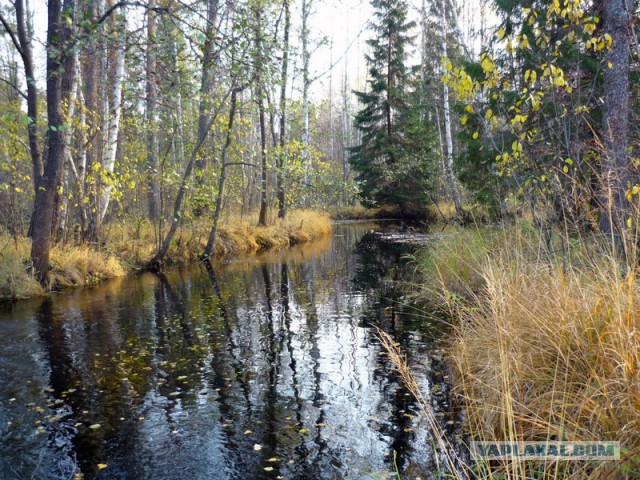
[0,222,453,480]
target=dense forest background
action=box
[0,0,638,279]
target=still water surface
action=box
[0,222,454,479]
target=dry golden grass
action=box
[0,236,44,300]
[328,204,402,220]
[49,242,125,287]
[105,209,332,265]
[0,209,332,300]
[421,226,640,478]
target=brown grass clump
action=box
[328,204,406,220]
[423,226,640,479]
[0,236,44,300]
[191,209,331,258]
[0,209,332,300]
[49,242,126,287]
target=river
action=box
[0,222,457,480]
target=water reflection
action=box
[0,223,452,480]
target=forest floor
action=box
[412,223,639,479]
[0,209,331,301]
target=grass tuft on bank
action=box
[0,209,332,301]
[417,224,640,479]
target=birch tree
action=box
[439,0,462,215]
[97,11,126,224]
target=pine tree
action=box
[350,0,435,212]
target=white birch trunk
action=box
[98,14,126,222]
[441,0,462,214]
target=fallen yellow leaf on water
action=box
[97,463,108,470]
[89,424,101,430]
[267,457,277,462]
[244,430,252,435]
[264,467,274,472]
[253,444,262,451]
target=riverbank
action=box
[416,224,639,479]
[0,209,331,301]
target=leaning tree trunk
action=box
[203,89,239,259]
[31,0,76,280]
[598,0,631,259]
[148,2,227,269]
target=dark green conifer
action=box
[350,0,435,212]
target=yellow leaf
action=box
[497,29,506,40]
[461,116,468,126]
[97,464,108,470]
[481,57,494,73]
[472,132,479,140]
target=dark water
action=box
[0,222,456,480]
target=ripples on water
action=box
[0,223,457,480]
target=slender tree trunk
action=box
[31,0,76,280]
[598,0,631,256]
[440,0,463,215]
[76,61,88,231]
[12,0,42,192]
[83,0,105,241]
[146,0,160,222]
[301,0,311,205]
[1,0,42,237]
[341,67,350,205]
[255,5,268,226]
[257,96,268,226]
[148,6,230,269]
[276,0,290,218]
[194,0,219,196]
[203,89,239,258]
[57,50,80,239]
[98,12,126,223]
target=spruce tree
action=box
[350,0,435,212]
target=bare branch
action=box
[0,76,27,100]
[0,13,25,58]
